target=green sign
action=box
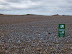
[59,24,65,37]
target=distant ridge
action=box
[26,14,33,15]
[0,13,72,16]
[52,14,60,16]
[0,13,4,15]
[52,14,72,16]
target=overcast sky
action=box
[0,0,72,15]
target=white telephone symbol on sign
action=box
[60,25,64,28]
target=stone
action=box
[24,49,26,51]
[38,34,40,35]
[51,51,56,54]
[70,47,72,49]
[48,32,51,34]
[18,40,21,43]
[5,50,8,53]
[16,49,19,52]
[64,48,67,50]
[37,48,41,51]
[14,53,17,54]
[0,40,1,44]
[50,48,53,50]
[67,41,69,43]
[39,52,42,54]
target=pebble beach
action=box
[0,15,72,54]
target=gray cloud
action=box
[31,0,40,1]
[0,0,72,15]
[65,0,72,3]
[6,0,23,3]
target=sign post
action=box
[59,24,65,37]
